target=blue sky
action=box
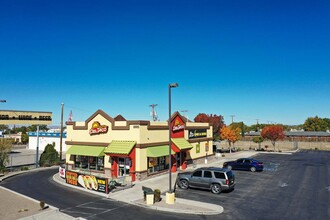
[1,0,329,126]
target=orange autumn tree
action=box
[261,125,285,151]
[220,125,241,153]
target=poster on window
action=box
[196,144,200,153]
[66,171,108,194]
[188,129,207,139]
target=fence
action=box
[5,150,65,171]
[218,140,330,152]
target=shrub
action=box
[20,166,29,171]
[154,189,161,202]
[39,144,60,167]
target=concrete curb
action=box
[53,173,224,215]
[131,199,224,215]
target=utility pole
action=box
[256,119,260,132]
[230,115,235,123]
[149,104,158,121]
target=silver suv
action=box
[175,167,235,194]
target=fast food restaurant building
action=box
[65,109,213,185]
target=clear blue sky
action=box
[1,0,329,126]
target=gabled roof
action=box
[114,114,126,121]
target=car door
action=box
[200,170,213,189]
[235,159,244,170]
[189,170,203,187]
[243,159,252,170]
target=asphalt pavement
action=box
[1,150,288,219]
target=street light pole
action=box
[35,125,40,168]
[60,103,64,162]
[168,83,178,193]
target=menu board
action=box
[66,171,108,194]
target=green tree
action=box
[252,136,264,150]
[0,138,12,173]
[194,113,225,140]
[303,116,328,131]
[230,122,248,137]
[21,133,29,144]
[261,125,285,151]
[322,118,330,131]
[28,125,49,132]
[15,126,28,134]
[39,144,60,167]
[0,125,9,134]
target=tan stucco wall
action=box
[136,148,147,172]
[67,115,141,143]
[66,112,213,175]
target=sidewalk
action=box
[1,151,262,219]
[53,151,260,215]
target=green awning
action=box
[104,140,136,155]
[147,145,175,157]
[66,145,105,157]
[171,138,193,150]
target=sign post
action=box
[35,125,40,168]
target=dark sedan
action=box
[223,158,263,172]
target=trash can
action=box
[181,161,187,170]
[171,163,177,172]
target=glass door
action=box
[118,157,130,177]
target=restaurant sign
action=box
[188,129,207,139]
[89,121,108,135]
[172,119,184,132]
[66,171,109,194]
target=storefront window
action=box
[74,155,104,171]
[148,156,168,173]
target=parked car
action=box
[223,158,263,172]
[176,167,235,194]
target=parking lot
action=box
[175,150,330,220]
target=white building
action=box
[28,132,67,152]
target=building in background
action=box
[28,132,67,152]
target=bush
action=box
[20,166,29,171]
[154,189,161,202]
[39,144,60,167]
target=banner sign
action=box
[0,110,52,125]
[59,166,66,179]
[66,171,109,194]
[188,129,207,139]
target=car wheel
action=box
[250,166,256,172]
[211,184,221,194]
[178,179,189,189]
[227,165,232,170]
